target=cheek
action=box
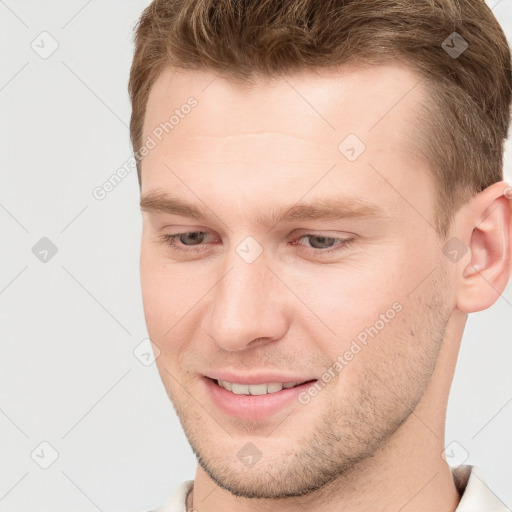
[288,260,403,328]
[319,295,438,407]
[293,246,437,355]
[140,241,212,350]
[140,243,164,332]
[140,241,182,341]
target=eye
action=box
[171,232,206,245]
[300,235,339,249]
[293,234,355,254]
[160,231,215,252]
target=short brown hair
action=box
[128,0,512,237]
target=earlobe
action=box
[455,181,512,314]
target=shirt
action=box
[149,465,508,512]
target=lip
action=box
[205,370,316,386]
[203,376,318,421]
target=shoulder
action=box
[145,480,194,512]
[454,465,508,511]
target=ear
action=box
[453,181,512,313]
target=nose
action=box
[201,252,289,351]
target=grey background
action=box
[0,1,511,510]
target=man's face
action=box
[139,62,455,498]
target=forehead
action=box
[140,62,432,225]
[143,61,425,140]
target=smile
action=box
[216,379,309,395]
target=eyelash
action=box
[159,232,355,256]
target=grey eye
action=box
[305,235,337,249]
[179,232,208,245]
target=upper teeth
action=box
[217,379,306,395]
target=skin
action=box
[139,61,512,512]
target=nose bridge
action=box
[202,250,286,351]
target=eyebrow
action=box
[140,191,386,227]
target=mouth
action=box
[214,378,314,395]
[203,377,318,421]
